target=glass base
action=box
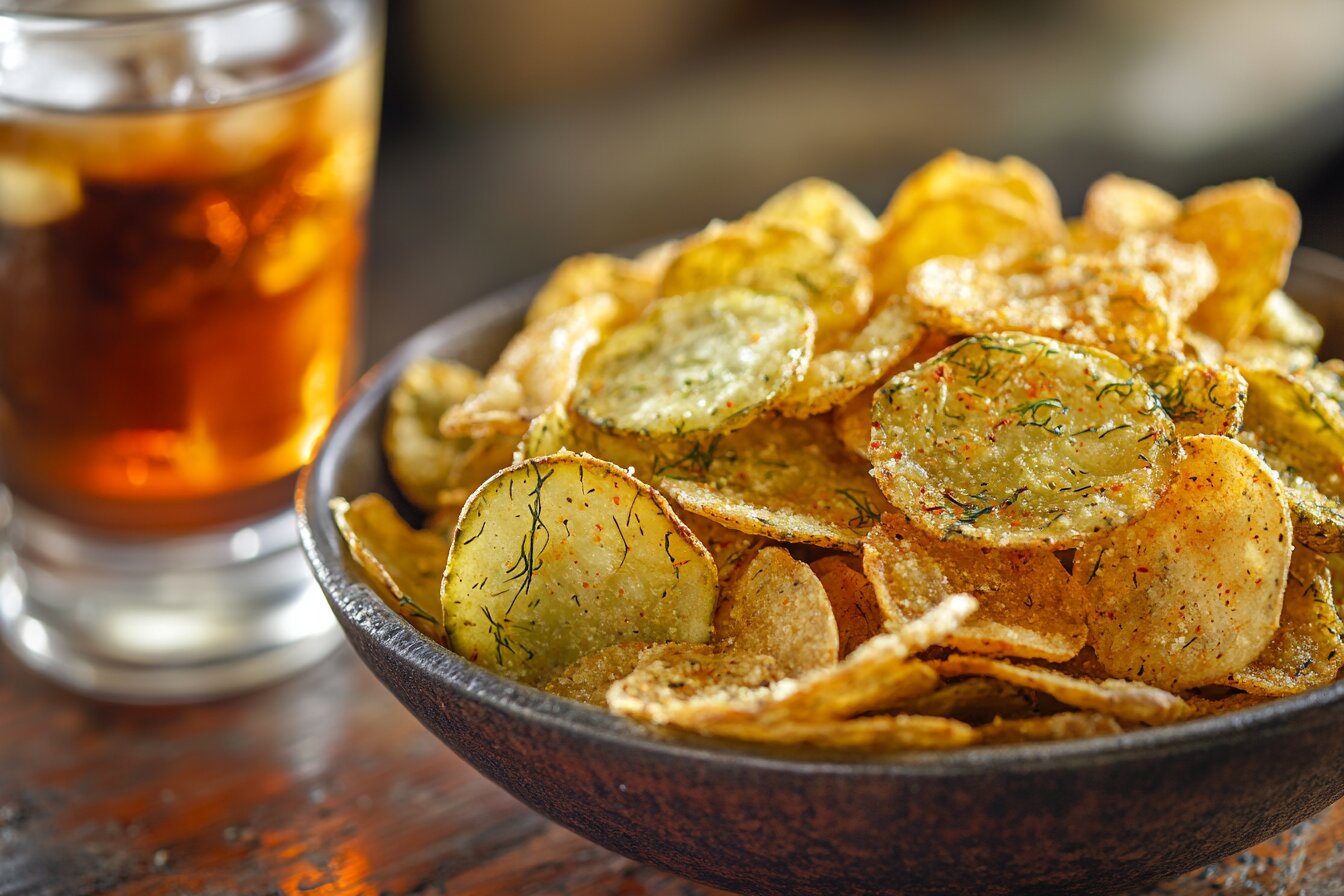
[0,489,341,703]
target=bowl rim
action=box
[298,246,1344,779]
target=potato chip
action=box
[1082,173,1180,238]
[867,150,1065,299]
[1226,547,1342,696]
[833,385,879,461]
[1174,180,1300,344]
[1182,692,1274,717]
[870,332,1179,548]
[524,252,658,326]
[442,453,718,685]
[331,494,450,643]
[383,359,517,510]
[810,555,883,657]
[423,501,465,539]
[863,514,1084,661]
[544,641,674,706]
[659,414,893,551]
[775,298,927,417]
[1074,434,1292,690]
[754,176,880,250]
[714,547,839,677]
[605,643,783,724]
[1252,289,1323,353]
[442,294,622,437]
[659,219,872,341]
[692,713,977,751]
[893,677,1039,724]
[1225,336,1317,376]
[904,235,1215,361]
[573,287,815,439]
[1239,430,1344,553]
[929,654,1191,725]
[977,712,1124,745]
[1240,366,1344,499]
[1141,359,1246,438]
[1180,327,1225,366]
[678,510,765,587]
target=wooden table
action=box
[3,643,1342,896]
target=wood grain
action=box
[1,644,1340,896]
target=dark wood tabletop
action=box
[2,641,1342,896]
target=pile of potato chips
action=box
[334,150,1344,751]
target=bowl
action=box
[298,248,1344,896]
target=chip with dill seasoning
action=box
[869,332,1180,548]
[572,286,815,439]
[441,452,718,686]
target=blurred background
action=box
[365,0,1344,358]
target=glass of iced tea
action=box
[0,0,382,700]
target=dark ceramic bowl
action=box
[298,249,1344,896]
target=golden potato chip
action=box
[1082,173,1180,238]
[833,385,879,461]
[544,641,674,706]
[1180,327,1225,365]
[894,677,1039,724]
[929,654,1190,725]
[573,287,815,439]
[867,150,1065,299]
[1240,366,1344,499]
[693,713,977,751]
[659,414,893,551]
[1225,337,1317,376]
[1239,430,1344,553]
[714,547,839,677]
[678,510,765,587]
[659,219,872,341]
[863,514,1085,661]
[904,235,1215,361]
[512,402,574,463]
[1141,359,1246,438]
[442,294,622,437]
[1175,180,1300,344]
[1182,692,1274,717]
[870,332,1179,548]
[1252,289,1323,353]
[442,453,718,685]
[423,501,465,539]
[1226,547,1342,696]
[609,594,974,726]
[977,712,1124,745]
[809,555,883,657]
[524,252,658,326]
[775,298,927,417]
[1074,435,1292,691]
[331,494,450,643]
[754,176,880,250]
[383,359,517,511]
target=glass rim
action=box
[0,0,339,28]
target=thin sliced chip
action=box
[609,594,975,726]
[524,252,658,325]
[442,453,718,685]
[513,402,576,463]
[423,501,465,539]
[755,176,880,250]
[332,495,450,643]
[1181,328,1225,365]
[442,293,622,437]
[1239,429,1344,553]
[714,547,839,677]
[659,414,893,552]
[695,713,976,751]
[870,332,1179,547]
[1240,366,1344,499]
[1225,336,1317,375]
[383,359,517,510]
[573,287,815,439]
[867,150,1065,299]
[545,641,674,706]
[1082,174,1180,238]
[1252,289,1323,352]
[977,712,1124,745]
[810,555,883,657]
[659,220,872,341]
[678,511,765,587]
[863,514,1085,662]
[1142,359,1246,438]
[905,235,1215,361]
[929,654,1191,725]
[1175,180,1300,344]
[775,298,927,417]
[833,384,879,461]
[894,677,1039,724]
[1227,547,1343,696]
[1182,692,1275,717]
[1074,435,1292,690]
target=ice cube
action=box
[0,42,131,110]
[194,3,306,72]
[0,156,82,227]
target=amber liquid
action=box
[0,57,379,532]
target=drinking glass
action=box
[0,0,383,700]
